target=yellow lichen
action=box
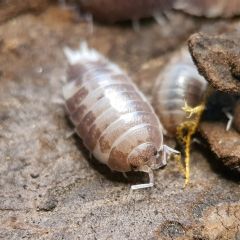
[176,101,205,186]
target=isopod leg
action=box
[131,166,154,190]
[162,145,180,166]
[152,145,179,170]
[132,19,141,32]
[65,129,76,139]
[152,11,168,25]
[223,109,233,131]
[122,172,128,179]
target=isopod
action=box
[174,0,240,18]
[152,47,208,137]
[78,0,240,23]
[78,0,174,23]
[152,47,208,185]
[63,43,178,189]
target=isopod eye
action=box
[154,150,158,156]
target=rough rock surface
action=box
[188,31,240,93]
[188,27,240,177]
[234,100,240,132]
[0,6,240,240]
[200,122,240,172]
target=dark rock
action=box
[200,122,240,172]
[234,100,240,133]
[188,31,240,93]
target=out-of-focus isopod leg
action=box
[65,129,76,139]
[84,13,94,35]
[131,166,154,190]
[151,145,179,170]
[122,172,128,179]
[152,11,168,25]
[132,19,141,32]
[52,97,65,105]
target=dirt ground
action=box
[0,4,239,240]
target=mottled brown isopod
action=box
[63,43,178,189]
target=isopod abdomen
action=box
[63,43,177,189]
[78,0,174,23]
[152,48,208,137]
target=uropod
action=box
[152,47,208,184]
[63,43,178,190]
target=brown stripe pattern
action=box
[152,48,208,137]
[63,51,163,172]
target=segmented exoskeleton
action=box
[63,43,178,189]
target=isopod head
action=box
[128,143,160,170]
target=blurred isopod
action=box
[78,0,174,23]
[152,48,208,137]
[174,0,240,18]
[63,42,178,189]
[152,47,208,184]
[78,0,240,23]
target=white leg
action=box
[152,11,167,25]
[52,97,65,105]
[151,145,179,169]
[223,110,233,131]
[131,166,154,190]
[85,13,94,35]
[122,172,128,179]
[163,145,180,154]
[65,129,76,139]
[162,145,179,165]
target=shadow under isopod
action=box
[73,133,148,185]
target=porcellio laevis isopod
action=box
[62,43,178,189]
[78,0,240,23]
[152,48,208,137]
